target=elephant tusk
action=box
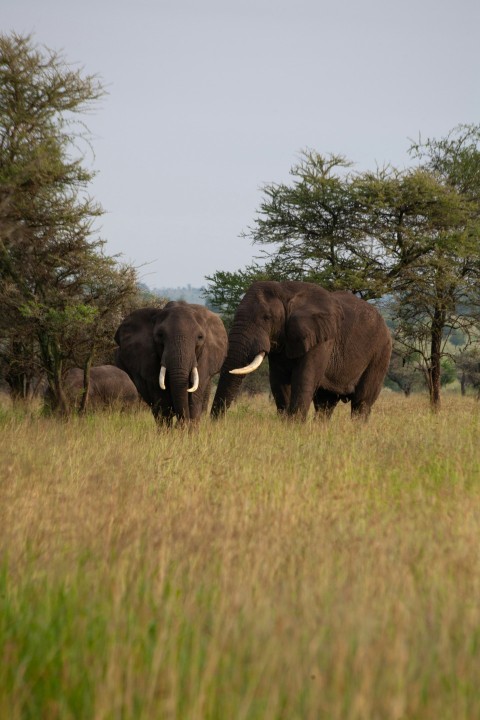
[229,352,266,375]
[159,365,166,390]
[187,367,199,393]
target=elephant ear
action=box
[115,308,161,381]
[193,306,228,376]
[285,290,343,359]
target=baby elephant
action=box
[115,301,228,425]
[63,364,140,411]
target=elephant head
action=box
[115,302,227,424]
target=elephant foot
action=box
[175,417,200,432]
[351,401,371,421]
[285,407,309,422]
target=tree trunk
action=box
[79,355,93,414]
[38,333,68,415]
[5,340,34,400]
[6,371,26,399]
[428,306,445,412]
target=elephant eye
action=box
[197,334,204,341]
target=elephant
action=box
[60,364,140,411]
[114,301,228,425]
[211,280,392,421]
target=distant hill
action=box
[152,285,206,305]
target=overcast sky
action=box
[3,0,480,288]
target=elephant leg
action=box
[154,410,174,428]
[350,353,388,420]
[152,399,175,427]
[288,365,316,420]
[288,353,326,419]
[268,357,291,414]
[289,346,334,420]
[313,389,339,420]
[201,382,212,415]
[271,382,291,414]
[188,386,206,422]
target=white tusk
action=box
[187,367,199,393]
[159,365,166,390]
[229,352,265,375]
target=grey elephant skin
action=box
[114,302,228,425]
[211,280,392,420]
[62,365,140,411]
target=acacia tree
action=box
[207,153,471,308]
[206,132,480,410]
[0,33,139,412]
[206,153,369,319]
[355,163,479,410]
[386,127,480,409]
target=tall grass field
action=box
[1,393,480,719]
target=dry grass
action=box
[1,393,480,719]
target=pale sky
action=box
[3,0,480,288]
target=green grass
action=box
[1,393,480,719]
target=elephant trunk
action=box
[211,327,266,417]
[159,365,198,393]
[165,367,192,421]
[211,369,244,417]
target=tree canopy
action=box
[0,33,144,412]
[206,125,480,409]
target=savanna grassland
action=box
[1,393,480,720]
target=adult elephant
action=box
[61,365,140,411]
[211,281,392,421]
[115,302,228,425]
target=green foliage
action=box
[440,358,456,387]
[204,267,267,323]
[410,123,480,200]
[19,301,98,326]
[0,33,140,409]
